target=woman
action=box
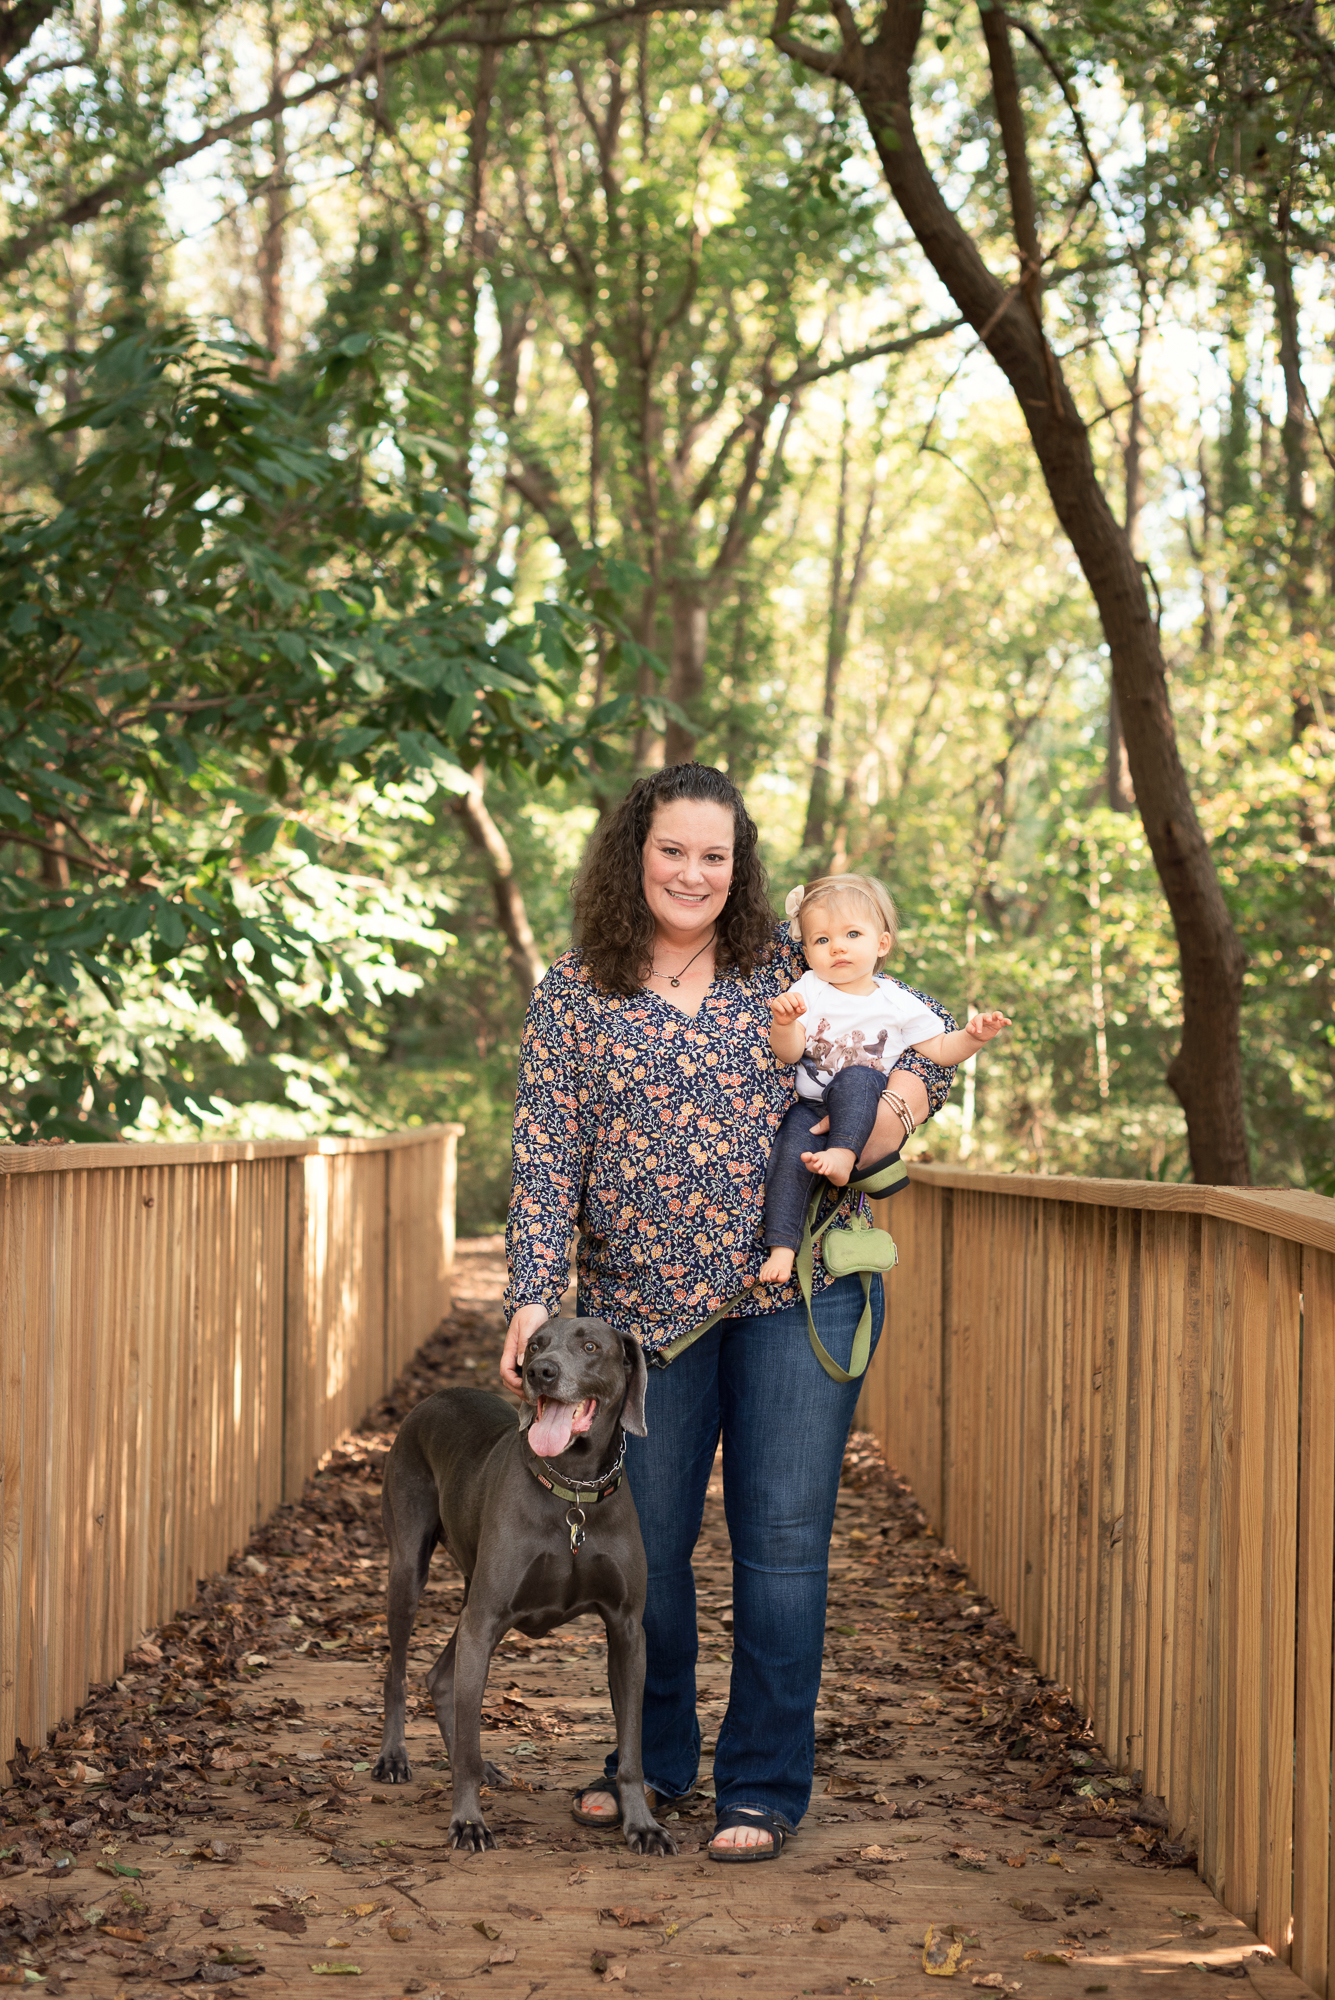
[500,763,955,1859]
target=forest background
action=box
[1,0,1331,1226]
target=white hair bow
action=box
[784,885,805,920]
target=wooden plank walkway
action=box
[0,1243,1318,2000]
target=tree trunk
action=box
[1264,239,1316,737]
[454,772,547,997]
[257,9,287,378]
[1106,276,1147,813]
[804,430,878,853]
[773,0,1250,1182]
[663,586,707,766]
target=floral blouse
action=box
[504,926,956,1359]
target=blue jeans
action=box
[592,1271,884,1832]
[762,1066,889,1250]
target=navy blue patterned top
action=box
[504,926,956,1358]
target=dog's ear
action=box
[619,1333,649,1438]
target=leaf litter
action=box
[0,1263,1226,1993]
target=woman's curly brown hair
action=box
[572,764,775,995]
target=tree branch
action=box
[0,0,57,66]
[0,0,721,279]
[776,314,963,390]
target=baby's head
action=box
[786,873,899,974]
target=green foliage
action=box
[0,325,597,1138]
[0,0,1330,1197]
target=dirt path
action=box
[1,1243,1313,2000]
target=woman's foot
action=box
[572,1786,619,1823]
[571,1782,671,1825]
[758,1246,796,1283]
[799,1145,856,1186]
[708,1806,787,1860]
[709,1818,774,1855]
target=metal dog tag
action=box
[566,1504,587,1553]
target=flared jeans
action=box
[595,1269,884,1831]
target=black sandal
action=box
[708,1805,788,1862]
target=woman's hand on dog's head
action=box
[501,1303,552,1393]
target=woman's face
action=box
[642,799,735,937]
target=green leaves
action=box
[0,324,609,1141]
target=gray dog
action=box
[372,1317,676,1856]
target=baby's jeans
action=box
[762,1065,887,1250]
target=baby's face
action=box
[801,901,892,990]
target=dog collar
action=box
[525,1435,626,1551]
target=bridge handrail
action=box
[0,1122,463,1175]
[905,1161,1335,1254]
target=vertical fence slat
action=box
[1294,1244,1335,1998]
[1257,1235,1300,1960]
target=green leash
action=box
[649,1152,908,1383]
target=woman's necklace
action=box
[649,931,716,989]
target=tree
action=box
[771,0,1253,1183]
[0,325,598,1136]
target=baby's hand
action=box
[965,1009,1012,1045]
[769,991,807,1024]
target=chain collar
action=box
[524,1433,627,1552]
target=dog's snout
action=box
[527,1352,560,1386]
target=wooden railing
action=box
[0,1125,461,1771]
[859,1166,1335,1996]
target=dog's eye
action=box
[583,1340,599,1353]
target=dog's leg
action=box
[373,1483,437,1785]
[426,1618,507,1790]
[447,1606,503,1852]
[605,1610,677,1857]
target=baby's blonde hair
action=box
[789,873,899,972]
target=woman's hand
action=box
[501,1304,550,1393]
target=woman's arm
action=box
[501,972,591,1391]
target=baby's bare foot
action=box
[799,1146,856,1186]
[758,1248,796,1284]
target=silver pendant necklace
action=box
[650,931,716,989]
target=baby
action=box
[759,872,1010,1284]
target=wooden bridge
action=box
[2,1138,1333,1993]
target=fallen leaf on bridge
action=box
[257,1910,306,1936]
[924,1924,967,1975]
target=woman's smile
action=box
[642,799,735,946]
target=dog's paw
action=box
[482,1761,508,1789]
[449,1815,495,1853]
[624,1823,679,1858]
[372,1749,413,1785]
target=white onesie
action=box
[791,971,943,1102]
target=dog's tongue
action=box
[529,1398,576,1458]
[529,1397,597,1459]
